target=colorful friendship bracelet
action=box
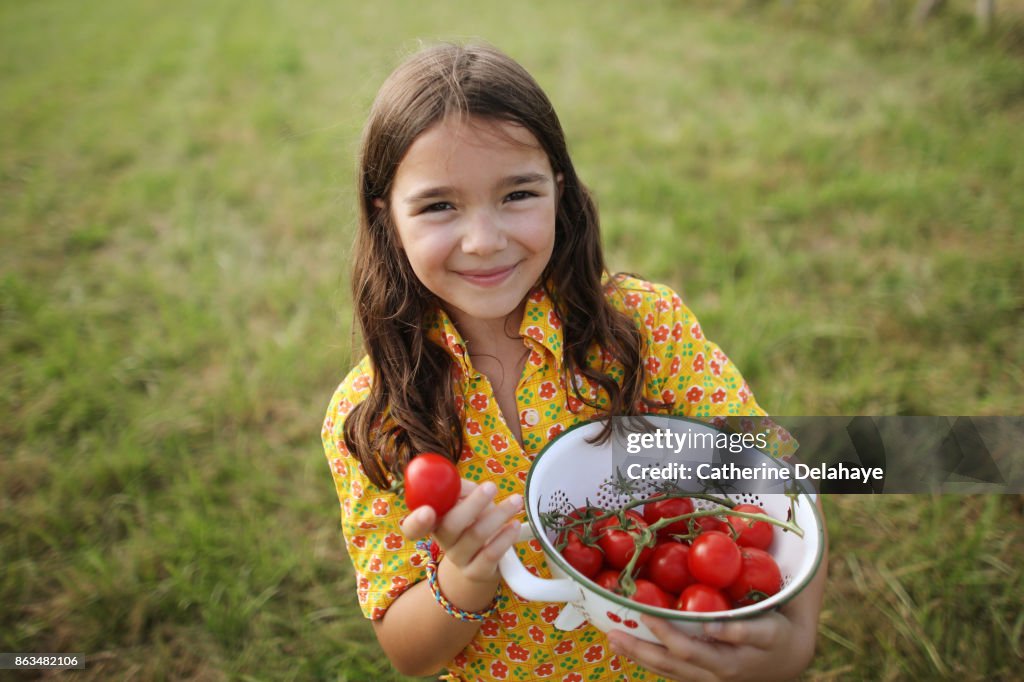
[415,539,501,622]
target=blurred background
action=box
[2,0,1022,679]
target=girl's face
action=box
[383,115,561,334]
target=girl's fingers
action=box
[399,505,436,540]
[444,493,523,567]
[458,520,522,582]
[435,481,499,545]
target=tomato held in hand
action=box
[642,496,695,537]
[646,540,695,595]
[404,453,460,518]
[559,533,604,579]
[726,504,774,550]
[727,547,782,606]
[596,510,654,570]
[630,579,673,609]
[676,584,730,613]
[688,530,742,588]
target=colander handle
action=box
[498,523,581,603]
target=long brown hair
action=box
[345,42,655,489]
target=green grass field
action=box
[2,0,1022,679]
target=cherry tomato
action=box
[403,452,460,518]
[630,579,673,609]
[646,541,695,595]
[643,496,695,537]
[676,583,730,613]
[727,547,782,606]
[559,533,604,579]
[692,515,727,535]
[726,504,774,550]
[596,510,654,570]
[594,569,621,593]
[561,506,601,541]
[688,531,742,588]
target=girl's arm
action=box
[372,480,523,677]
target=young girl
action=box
[322,42,827,681]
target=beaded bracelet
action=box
[416,539,501,622]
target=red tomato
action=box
[693,515,727,535]
[559,533,603,579]
[562,506,601,541]
[646,541,695,595]
[596,511,654,570]
[726,504,774,550]
[727,547,782,606]
[594,569,621,593]
[643,496,695,537]
[676,584,730,613]
[404,453,460,518]
[688,531,742,588]
[630,579,673,609]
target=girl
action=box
[322,42,826,681]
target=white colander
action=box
[498,416,824,642]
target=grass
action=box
[2,0,1022,679]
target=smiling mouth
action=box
[456,264,518,286]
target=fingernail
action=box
[480,481,497,496]
[507,493,523,509]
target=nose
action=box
[460,209,507,256]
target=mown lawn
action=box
[2,0,1022,679]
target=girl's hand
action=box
[400,479,523,583]
[607,611,815,682]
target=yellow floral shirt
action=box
[321,276,795,681]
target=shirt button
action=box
[522,409,540,427]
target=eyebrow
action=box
[402,172,552,205]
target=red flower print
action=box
[566,395,583,413]
[652,325,670,343]
[644,313,655,329]
[670,355,682,375]
[369,556,382,572]
[470,393,489,411]
[331,458,346,476]
[481,619,500,637]
[353,374,370,390]
[710,360,722,376]
[548,310,562,329]
[741,418,754,433]
[562,673,583,682]
[555,639,574,654]
[467,419,482,435]
[541,605,561,623]
[686,386,705,403]
[714,349,727,363]
[530,289,545,303]
[529,350,544,366]
[500,612,519,629]
[526,326,544,342]
[645,356,662,374]
[655,298,670,312]
[453,653,468,668]
[357,575,369,590]
[486,458,506,474]
[351,536,366,549]
[409,554,423,567]
[535,662,554,677]
[351,480,363,498]
[690,322,703,340]
[711,416,727,429]
[506,642,530,661]
[547,424,564,439]
[387,576,409,598]
[526,565,541,577]
[610,655,622,671]
[371,606,386,620]
[491,660,509,679]
[710,388,727,404]
[517,470,528,483]
[624,292,641,309]
[454,395,464,412]
[384,533,403,550]
[460,444,473,462]
[671,293,683,308]
[358,521,377,530]
[539,381,557,400]
[738,383,751,404]
[528,539,543,552]
[692,352,705,373]
[528,625,545,643]
[672,322,684,341]
[661,389,675,404]
[490,435,509,453]
[583,644,604,662]
[372,499,389,517]
[778,426,792,442]
[338,398,353,415]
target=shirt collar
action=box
[425,284,565,379]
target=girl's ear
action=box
[555,173,564,198]
[372,197,386,211]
